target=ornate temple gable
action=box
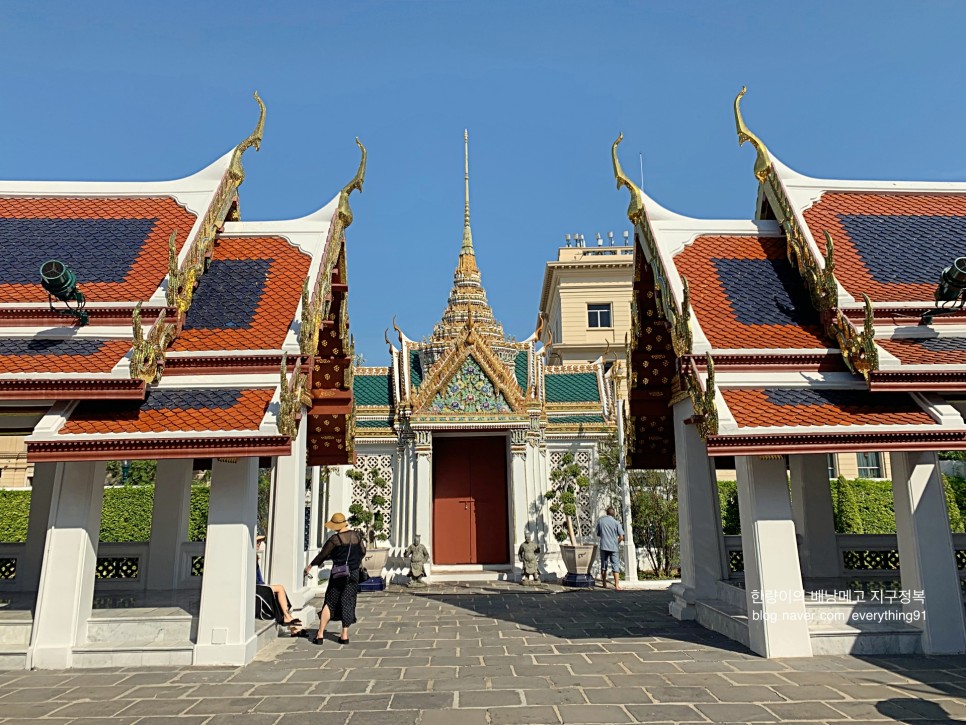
[410,314,527,418]
[427,355,512,415]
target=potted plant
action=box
[545,453,597,584]
[347,466,391,578]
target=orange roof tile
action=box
[60,387,273,435]
[0,197,197,304]
[722,387,935,428]
[801,192,966,303]
[0,338,131,374]
[877,336,966,366]
[674,235,830,350]
[171,236,311,352]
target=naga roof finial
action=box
[734,86,773,184]
[228,91,266,187]
[337,138,367,229]
[392,314,405,346]
[612,133,646,226]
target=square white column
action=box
[510,431,529,577]
[268,417,308,603]
[20,462,57,593]
[669,400,726,620]
[890,451,966,654]
[414,439,433,555]
[789,454,840,582]
[29,461,107,670]
[737,455,812,658]
[307,465,321,561]
[194,457,259,666]
[146,458,193,591]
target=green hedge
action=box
[717,476,964,535]
[0,485,212,543]
[0,489,31,542]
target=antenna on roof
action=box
[623,230,630,246]
[607,231,615,246]
[596,232,603,247]
[565,233,571,248]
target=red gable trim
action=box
[0,379,145,400]
[27,435,291,462]
[868,370,966,392]
[705,430,966,456]
[0,306,172,328]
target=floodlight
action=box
[936,257,966,302]
[39,260,89,325]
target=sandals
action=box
[281,618,302,626]
[338,637,349,645]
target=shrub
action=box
[0,489,31,542]
[716,480,740,535]
[847,478,895,534]
[630,469,679,577]
[944,477,964,533]
[834,476,864,534]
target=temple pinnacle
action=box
[462,129,474,254]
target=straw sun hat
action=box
[324,512,350,531]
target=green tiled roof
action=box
[409,351,423,388]
[545,372,600,403]
[514,351,528,390]
[353,373,392,406]
[548,415,606,425]
[356,419,393,429]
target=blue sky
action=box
[3,2,965,361]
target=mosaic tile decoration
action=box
[674,235,830,350]
[801,192,966,303]
[428,355,511,413]
[60,387,273,434]
[0,338,132,374]
[878,336,966,366]
[721,387,935,428]
[173,236,311,352]
[0,197,197,304]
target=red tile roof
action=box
[722,387,935,428]
[877,337,966,366]
[0,339,131,374]
[801,192,966,303]
[60,388,273,434]
[0,196,197,304]
[674,235,830,350]
[171,236,311,352]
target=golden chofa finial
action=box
[734,86,772,184]
[461,129,474,254]
[228,91,266,187]
[611,133,645,226]
[337,137,367,229]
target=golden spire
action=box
[462,129,474,254]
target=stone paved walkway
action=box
[2,584,966,724]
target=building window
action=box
[587,303,612,328]
[827,454,837,479]
[856,452,883,478]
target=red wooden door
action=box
[432,436,509,565]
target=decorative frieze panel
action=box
[550,449,594,540]
[352,454,394,539]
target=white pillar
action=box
[307,466,321,562]
[29,461,107,670]
[20,462,57,593]
[414,431,433,559]
[789,454,839,582]
[268,417,308,602]
[194,457,258,666]
[669,400,726,620]
[890,451,966,654]
[737,455,812,658]
[146,458,193,591]
[510,431,529,578]
[617,400,638,582]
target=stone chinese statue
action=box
[518,530,541,584]
[405,534,430,588]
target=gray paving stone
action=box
[325,694,391,711]
[623,704,708,722]
[456,689,521,708]
[583,687,653,704]
[367,679,430,694]
[486,705,562,724]
[694,703,778,723]
[48,700,134,718]
[134,718,210,725]
[122,685,196,700]
[206,715,280,725]
[389,692,454,710]
[252,696,324,712]
[184,697,265,715]
[184,683,255,698]
[557,704,633,723]
[522,687,587,706]
[172,670,239,684]
[764,702,848,721]
[705,685,785,702]
[431,677,488,691]
[116,699,199,717]
[486,676,548,689]
[0,686,75,702]
[643,686,716,704]
[418,710,488,725]
[343,710,418,724]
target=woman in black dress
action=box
[305,512,365,645]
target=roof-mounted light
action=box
[40,259,89,326]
